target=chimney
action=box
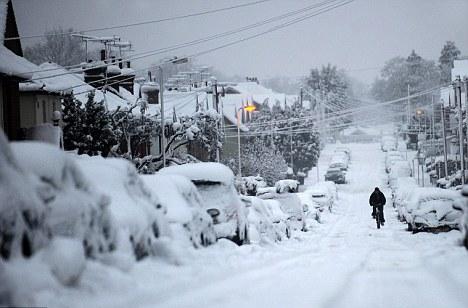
[100,49,106,61]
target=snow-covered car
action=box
[257,191,306,231]
[241,196,289,243]
[324,167,346,184]
[388,160,412,189]
[0,135,49,260]
[403,187,464,233]
[10,142,116,258]
[385,151,405,173]
[381,136,396,152]
[242,175,267,196]
[141,174,216,248]
[392,177,418,216]
[335,146,351,159]
[159,162,249,245]
[304,184,334,211]
[262,199,292,240]
[77,156,170,260]
[460,186,468,249]
[275,179,300,193]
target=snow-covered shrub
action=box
[275,179,299,193]
[141,174,216,248]
[76,156,170,260]
[0,132,49,260]
[10,142,116,258]
[40,237,85,286]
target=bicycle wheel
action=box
[376,207,381,229]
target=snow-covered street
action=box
[35,143,467,308]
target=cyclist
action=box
[369,187,386,226]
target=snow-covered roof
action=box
[19,62,131,108]
[159,162,235,186]
[0,0,38,79]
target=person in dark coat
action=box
[369,187,386,225]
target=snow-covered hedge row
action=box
[76,156,171,260]
[0,134,49,260]
[10,142,116,258]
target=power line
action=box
[50,0,354,95]
[5,0,275,41]
[23,0,344,78]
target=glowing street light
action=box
[237,104,257,178]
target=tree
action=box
[304,64,350,125]
[371,50,440,106]
[24,27,87,66]
[62,92,119,156]
[439,41,460,83]
[222,138,288,186]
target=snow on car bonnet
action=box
[159,162,234,185]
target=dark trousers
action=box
[372,205,385,222]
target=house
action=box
[0,0,38,140]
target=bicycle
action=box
[373,205,381,229]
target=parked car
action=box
[141,174,217,248]
[257,191,306,231]
[325,167,346,184]
[275,179,300,193]
[402,187,463,233]
[460,186,468,249]
[241,196,290,243]
[385,151,405,173]
[388,160,412,189]
[159,162,249,245]
[335,147,351,160]
[304,184,334,212]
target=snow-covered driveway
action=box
[47,143,468,308]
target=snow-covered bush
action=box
[141,174,216,248]
[40,237,86,286]
[76,156,170,260]
[0,132,49,260]
[275,179,299,193]
[11,141,116,258]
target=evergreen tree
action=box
[62,92,119,156]
[439,41,461,83]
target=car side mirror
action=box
[207,208,220,218]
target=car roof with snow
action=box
[159,162,235,186]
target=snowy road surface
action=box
[44,143,468,308]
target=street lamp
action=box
[236,104,256,178]
[158,56,188,168]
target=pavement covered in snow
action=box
[24,143,468,308]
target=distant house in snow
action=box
[0,0,38,140]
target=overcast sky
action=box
[12,0,468,84]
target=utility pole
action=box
[407,84,411,126]
[441,102,449,178]
[159,67,166,168]
[299,87,303,108]
[454,77,465,184]
[290,125,294,173]
[212,78,220,162]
